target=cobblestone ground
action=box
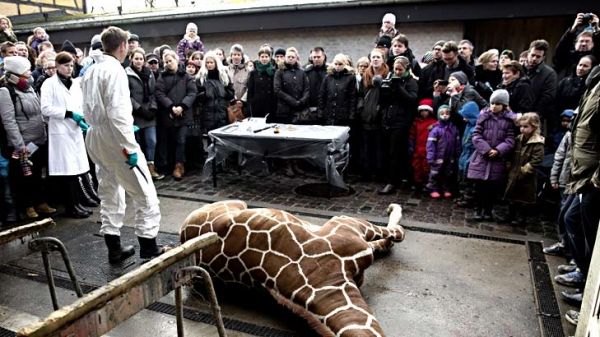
[155,166,559,241]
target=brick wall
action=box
[141,21,464,64]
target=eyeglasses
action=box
[148,60,158,65]
[44,66,56,70]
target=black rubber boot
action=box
[104,234,135,264]
[138,237,165,260]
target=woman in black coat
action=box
[155,50,197,180]
[272,47,310,124]
[318,53,357,126]
[196,51,235,134]
[556,55,597,113]
[474,49,502,101]
[378,56,418,194]
[247,47,276,118]
[125,48,162,180]
[498,60,534,115]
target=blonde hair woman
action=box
[475,49,502,100]
[319,53,357,126]
[0,15,17,44]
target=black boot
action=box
[104,234,135,264]
[78,175,99,207]
[0,176,17,223]
[138,237,167,260]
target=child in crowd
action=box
[426,105,461,199]
[30,27,49,52]
[551,109,574,152]
[409,98,437,194]
[185,59,200,76]
[467,89,515,221]
[176,22,204,63]
[504,113,545,225]
[455,101,480,207]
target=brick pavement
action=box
[154,167,559,241]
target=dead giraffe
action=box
[180,200,405,337]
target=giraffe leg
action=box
[369,238,393,254]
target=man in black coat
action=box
[419,41,473,99]
[304,46,327,124]
[526,39,558,134]
[553,12,600,80]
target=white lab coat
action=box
[82,53,160,239]
[40,75,90,176]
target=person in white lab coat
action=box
[82,26,166,264]
[41,51,94,218]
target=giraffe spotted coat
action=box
[179,200,405,337]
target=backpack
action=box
[0,85,18,158]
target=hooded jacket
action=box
[467,108,516,181]
[318,68,357,125]
[504,133,545,204]
[550,131,572,188]
[567,65,600,194]
[176,35,204,64]
[426,119,461,174]
[0,82,47,151]
[126,66,158,129]
[458,101,480,174]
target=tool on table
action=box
[122,148,149,183]
[253,124,277,133]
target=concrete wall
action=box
[141,21,464,64]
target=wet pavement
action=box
[154,166,559,242]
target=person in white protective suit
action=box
[82,26,167,264]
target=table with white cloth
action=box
[202,119,350,189]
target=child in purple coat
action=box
[426,105,462,199]
[467,89,516,221]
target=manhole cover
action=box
[294,183,355,198]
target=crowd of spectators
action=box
[0,11,600,326]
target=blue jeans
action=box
[564,189,600,276]
[136,126,157,162]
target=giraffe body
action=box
[179,200,405,337]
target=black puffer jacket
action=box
[273,62,309,124]
[155,65,197,128]
[474,65,502,101]
[247,63,276,118]
[126,66,158,129]
[305,63,328,108]
[379,74,418,130]
[318,68,357,125]
[556,73,588,113]
[196,69,235,132]
[498,76,535,115]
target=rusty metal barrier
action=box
[16,232,224,337]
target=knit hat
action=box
[90,34,102,50]
[437,104,450,119]
[560,109,575,119]
[490,89,510,106]
[421,51,434,64]
[230,43,243,55]
[418,98,434,112]
[274,48,286,57]
[450,71,468,85]
[61,40,77,55]
[3,56,31,75]
[186,22,198,33]
[129,33,140,42]
[376,35,392,49]
[382,13,396,26]
[459,101,480,122]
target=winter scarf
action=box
[256,61,275,76]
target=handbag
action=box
[227,101,245,123]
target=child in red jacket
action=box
[409,98,437,193]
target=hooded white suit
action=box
[82,53,160,238]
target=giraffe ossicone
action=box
[179,200,405,337]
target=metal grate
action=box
[527,241,565,337]
[148,302,296,337]
[0,327,15,337]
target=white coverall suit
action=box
[82,53,160,238]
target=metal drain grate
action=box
[0,327,15,337]
[527,241,565,337]
[148,302,296,337]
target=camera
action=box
[582,13,594,24]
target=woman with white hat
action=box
[0,56,55,219]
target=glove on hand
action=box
[78,121,89,133]
[126,152,138,167]
[133,125,140,133]
[71,112,85,123]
